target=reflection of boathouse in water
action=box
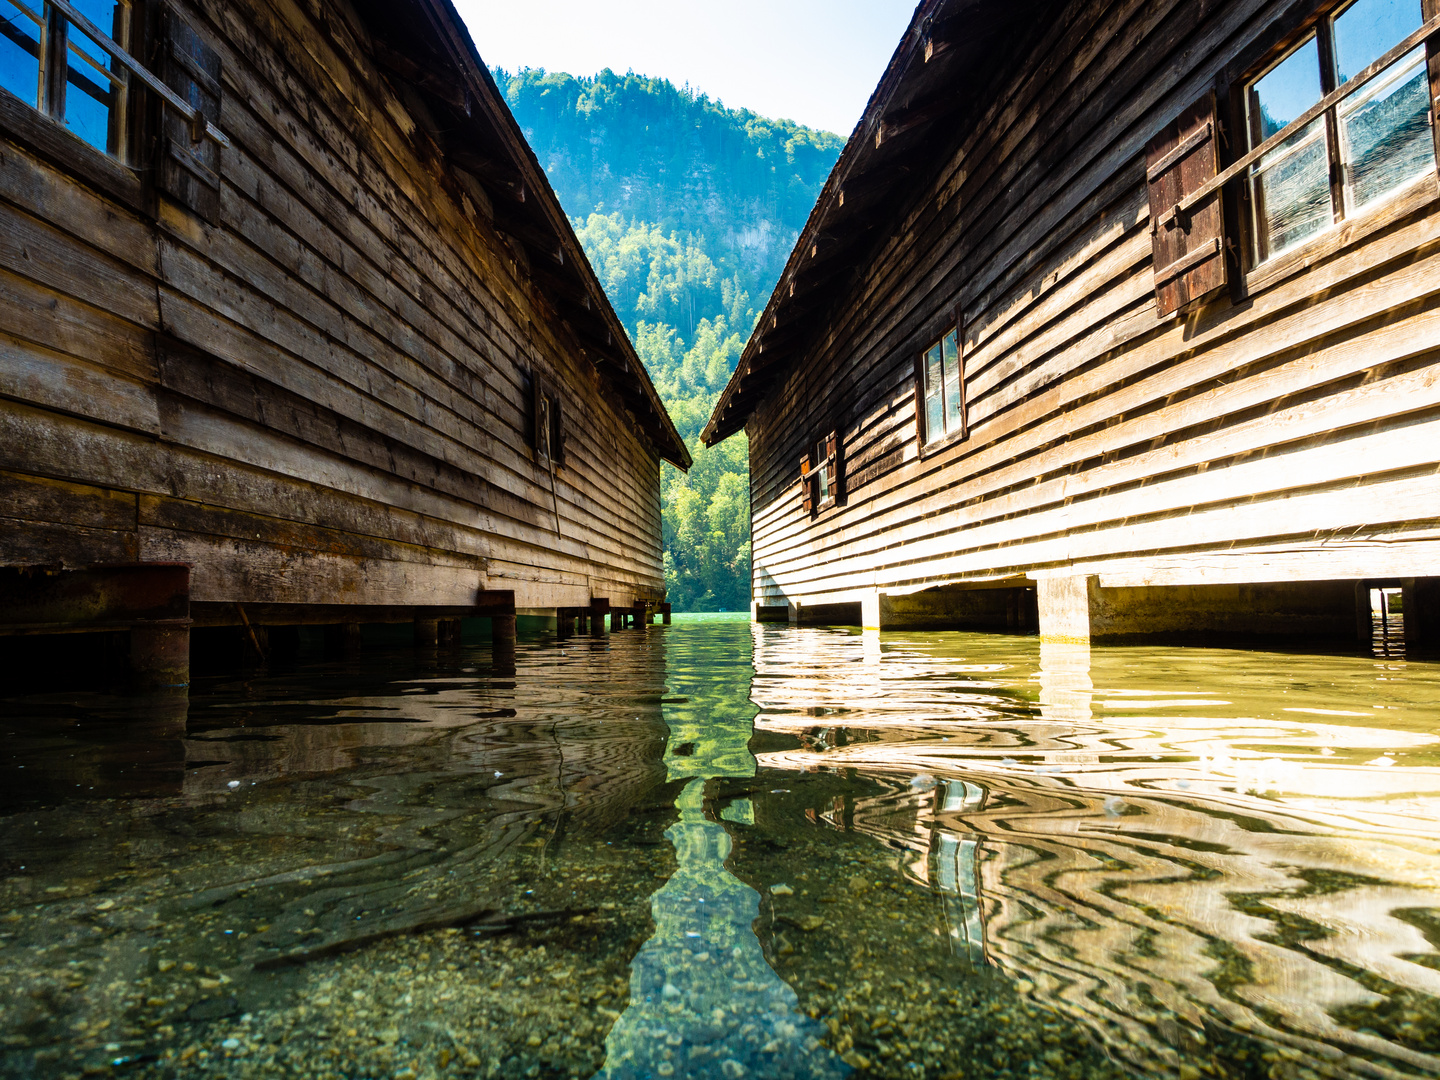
[748,626,1440,1078]
[0,0,687,689]
[704,0,1440,654]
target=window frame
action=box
[1228,0,1440,292]
[811,432,836,513]
[0,0,146,209]
[913,308,969,459]
[530,370,565,469]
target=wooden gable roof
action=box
[701,0,1056,448]
[344,0,692,470]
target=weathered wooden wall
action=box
[741,0,1440,616]
[0,0,670,623]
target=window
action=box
[799,431,839,515]
[0,0,131,159]
[531,372,564,467]
[917,324,966,447]
[1246,0,1437,264]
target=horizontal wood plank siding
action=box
[0,0,666,612]
[747,0,1440,605]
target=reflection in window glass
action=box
[1248,38,1333,262]
[0,0,43,109]
[1252,121,1334,258]
[62,1,122,155]
[1339,50,1432,211]
[941,330,963,438]
[812,439,831,502]
[1252,37,1323,138]
[924,342,944,444]
[922,330,965,445]
[1332,0,1422,81]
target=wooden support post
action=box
[556,608,571,641]
[590,598,608,635]
[1403,578,1439,651]
[1355,582,1374,644]
[633,601,648,627]
[611,607,627,631]
[414,617,439,646]
[130,625,190,690]
[862,593,882,631]
[661,602,672,625]
[269,625,301,664]
[345,621,362,653]
[491,614,516,669]
[438,618,462,646]
[1036,576,1098,646]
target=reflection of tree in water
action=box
[600,635,847,1079]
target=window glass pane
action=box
[1251,37,1323,139]
[1332,0,1422,82]
[1252,121,1333,258]
[0,0,43,109]
[1248,40,1332,261]
[813,441,829,501]
[941,329,963,438]
[66,0,121,63]
[924,343,944,443]
[1339,51,1433,211]
[62,4,121,155]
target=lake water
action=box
[2,615,1439,1080]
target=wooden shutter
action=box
[160,10,222,223]
[912,352,928,447]
[799,454,813,514]
[1146,92,1227,318]
[824,431,840,506]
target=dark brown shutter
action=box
[824,431,839,505]
[799,454,813,514]
[1146,92,1227,318]
[912,352,928,447]
[160,10,222,222]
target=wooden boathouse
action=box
[0,0,688,686]
[704,0,1440,650]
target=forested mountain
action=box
[498,68,843,610]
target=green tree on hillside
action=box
[499,68,842,609]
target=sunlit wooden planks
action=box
[732,0,1440,616]
[0,0,673,625]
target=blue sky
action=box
[453,0,919,136]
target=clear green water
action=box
[2,619,1440,1080]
